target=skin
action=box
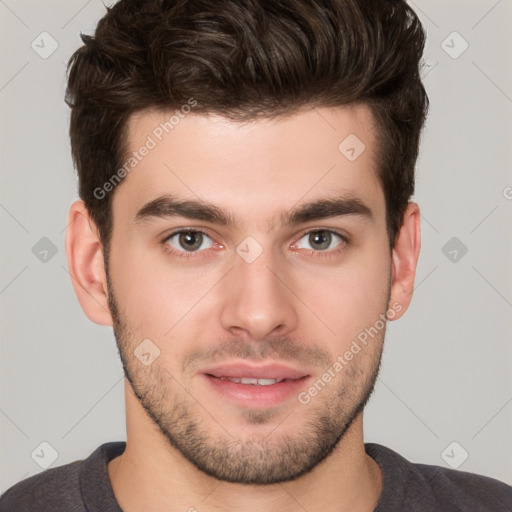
[66,104,421,512]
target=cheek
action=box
[292,244,391,346]
[108,242,172,332]
[109,242,226,338]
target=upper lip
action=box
[202,362,309,380]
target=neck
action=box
[108,381,382,512]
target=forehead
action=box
[113,105,384,227]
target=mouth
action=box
[200,362,311,408]
[214,377,289,385]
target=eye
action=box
[293,230,345,252]
[164,230,214,253]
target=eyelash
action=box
[161,228,349,260]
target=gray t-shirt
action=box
[1,442,511,511]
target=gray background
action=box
[1,0,511,493]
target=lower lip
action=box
[202,374,310,408]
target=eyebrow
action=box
[133,193,373,229]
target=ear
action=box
[388,202,421,321]
[65,200,113,326]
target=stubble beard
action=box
[105,266,386,484]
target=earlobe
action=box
[388,202,421,321]
[65,200,113,326]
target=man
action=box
[1,0,511,510]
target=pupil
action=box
[179,231,202,251]
[310,231,331,250]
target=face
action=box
[105,105,394,484]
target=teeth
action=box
[255,378,282,386]
[240,377,259,385]
[221,377,285,385]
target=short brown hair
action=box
[66,0,428,252]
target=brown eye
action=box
[165,230,214,252]
[179,231,203,251]
[295,230,344,252]
[308,230,333,250]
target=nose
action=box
[219,243,298,341]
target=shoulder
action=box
[366,443,512,511]
[0,442,125,512]
[0,459,84,512]
[415,461,512,510]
